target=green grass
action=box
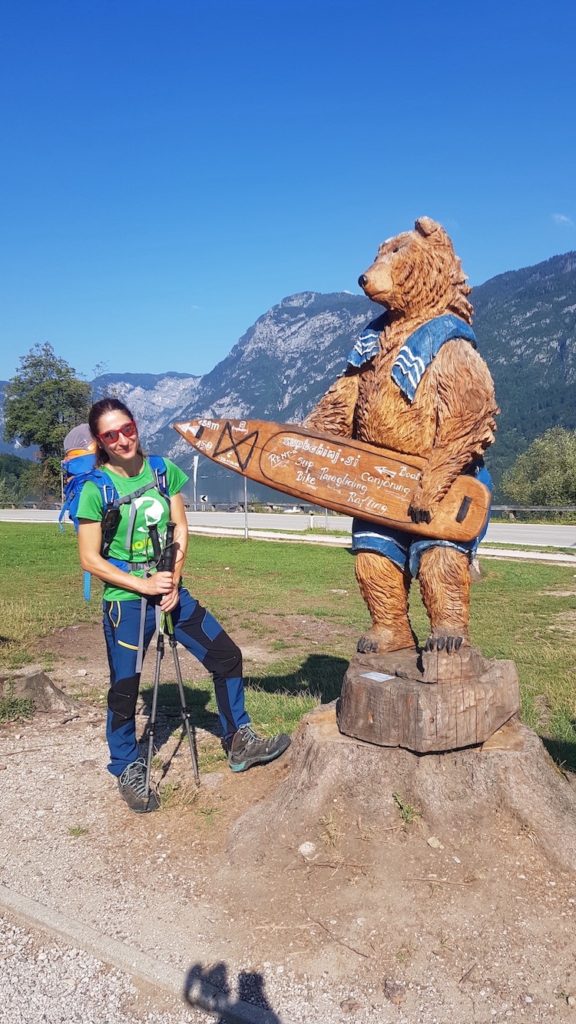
[245,526,351,537]
[479,542,576,557]
[2,524,576,766]
[393,792,421,826]
[0,524,102,668]
[67,825,89,838]
[0,694,34,723]
[198,746,228,772]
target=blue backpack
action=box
[59,453,170,599]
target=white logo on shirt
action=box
[133,496,164,533]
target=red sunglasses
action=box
[97,420,138,445]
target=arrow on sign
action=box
[200,494,208,502]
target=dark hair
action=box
[88,397,142,466]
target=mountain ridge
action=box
[2,251,575,501]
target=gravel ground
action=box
[4,662,576,1024]
[0,915,206,1024]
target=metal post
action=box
[192,455,199,512]
[145,628,164,799]
[243,475,249,539]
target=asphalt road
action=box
[1,508,575,548]
[483,522,575,548]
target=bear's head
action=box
[358,217,473,323]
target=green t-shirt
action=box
[77,457,189,602]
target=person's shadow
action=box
[246,652,349,704]
[542,733,576,773]
[183,961,282,1023]
[140,652,348,737]
[140,681,219,737]
[138,651,349,778]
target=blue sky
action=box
[1,0,574,383]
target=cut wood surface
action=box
[174,418,490,542]
[337,649,520,752]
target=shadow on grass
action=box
[542,736,576,773]
[138,652,348,751]
[139,682,221,744]
[247,652,349,703]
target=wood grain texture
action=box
[303,216,498,654]
[228,704,576,874]
[173,417,490,543]
[337,649,520,752]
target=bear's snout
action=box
[358,274,369,288]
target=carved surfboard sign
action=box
[173,418,490,543]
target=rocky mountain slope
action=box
[3,251,576,501]
[92,291,375,502]
[471,252,576,483]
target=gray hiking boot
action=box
[228,725,291,773]
[117,758,160,813]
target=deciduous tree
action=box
[4,343,91,495]
[501,427,576,506]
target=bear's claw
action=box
[357,636,380,654]
[407,504,432,524]
[357,630,418,654]
[424,635,464,654]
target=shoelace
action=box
[119,759,147,795]
[237,726,277,751]
[237,725,270,748]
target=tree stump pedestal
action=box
[229,703,576,874]
[337,647,520,753]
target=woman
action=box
[77,397,290,813]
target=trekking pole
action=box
[144,605,164,800]
[145,523,200,795]
[164,610,200,786]
[143,523,169,801]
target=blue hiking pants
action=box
[102,587,250,776]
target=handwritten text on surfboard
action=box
[193,419,421,516]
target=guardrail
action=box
[491,506,576,520]
[492,506,576,513]
[3,503,576,517]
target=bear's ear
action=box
[415,216,442,237]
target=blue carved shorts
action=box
[352,464,492,579]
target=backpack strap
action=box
[98,457,171,557]
[91,469,121,507]
[91,470,122,558]
[148,455,169,498]
[122,456,170,552]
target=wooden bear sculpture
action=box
[305,217,498,654]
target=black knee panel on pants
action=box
[108,675,139,726]
[203,634,243,680]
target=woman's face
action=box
[95,409,140,463]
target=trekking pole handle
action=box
[158,521,177,573]
[148,522,177,572]
[148,524,162,564]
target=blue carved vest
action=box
[346,313,477,403]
